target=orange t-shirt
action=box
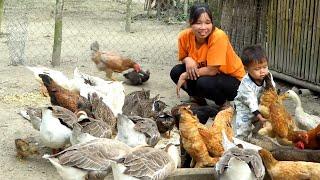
[178,28,245,80]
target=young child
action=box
[234,45,275,139]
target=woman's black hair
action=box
[241,45,268,67]
[189,4,213,25]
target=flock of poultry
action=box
[14,41,320,180]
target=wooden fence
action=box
[219,0,320,92]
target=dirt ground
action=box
[0,58,319,180]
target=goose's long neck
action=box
[167,146,180,168]
[292,93,302,109]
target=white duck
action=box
[43,138,131,180]
[73,67,125,115]
[111,144,180,180]
[285,90,320,130]
[115,114,160,147]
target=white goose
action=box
[40,106,77,152]
[115,114,160,147]
[20,106,77,150]
[73,67,125,115]
[43,138,131,180]
[69,115,112,145]
[215,146,265,180]
[111,144,180,180]
[285,90,320,130]
[26,66,78,92]
[216,131,265,180]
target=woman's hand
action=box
[184,57,199,80]
[176,72,188,98]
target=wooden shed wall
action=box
[218,0,320,89]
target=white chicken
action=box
[285,90,320,130]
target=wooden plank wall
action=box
[220,0,320,85]
[220,0,258,54]
[266,0,320,85]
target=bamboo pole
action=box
[294,0,302,77]
[313,1,320,83]
[309,0,318,82]
[125,0,132,32]
[270,70,320,93]
[0,0,4,34]
[292,0,298,75]
[51,0,64,67]
[305,0,315,80]
[271,0,277,68]
[300,0,309,79]
[283,0,289,73]
[287,0,293,73]
[275,0,280,71]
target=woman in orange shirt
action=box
[170,4,245,107]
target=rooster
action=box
[90,41,141,81]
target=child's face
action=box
[247,60,269,83]
[191,12,213,41]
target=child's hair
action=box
[189,4,213,25]
[241,45,268,67]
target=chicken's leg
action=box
[105,68,116,81]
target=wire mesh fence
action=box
[1,0,198,67]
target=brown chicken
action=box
[198,106,234,157]
[259,149,320,179]
[90,41,141,81]
[39,74,82,113]
[15,138,39,159]
[292,124,320,150]
[258,74,296,145]
[179,106,219,168]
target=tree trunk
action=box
[125,0,132,32]
[0,0,4,34]
[51,0,64,67]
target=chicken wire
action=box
[1,0,192,67]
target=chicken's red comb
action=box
[294,141,305,150]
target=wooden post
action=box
[51,0,64,67]
[0,0,4,34]
[146,0,152,17]
[125,0,132,32]
[183,0,188,20]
